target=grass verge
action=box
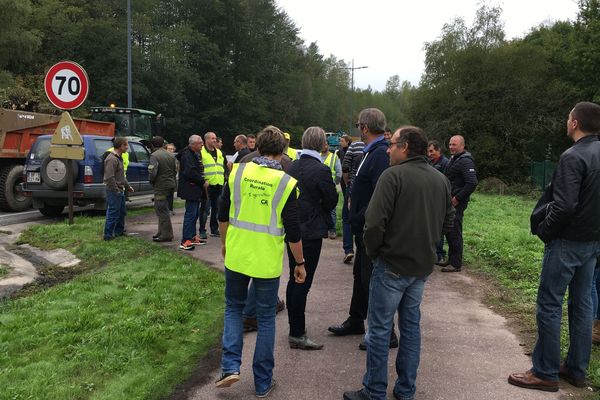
[463,193,599,389]
[0,264,8,279]
[0,215,224,400]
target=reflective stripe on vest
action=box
[324,152,337,182]
[225,162,297,278]
[201,147,225,185]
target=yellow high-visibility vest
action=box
[225,162,297,278]
[201,147,225,185]
[324,151,337,182]
[286,147,298,161]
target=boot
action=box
[592,320,600,345]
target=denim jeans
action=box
[342,189,353,254]
[200,185,222,235]
[435,237,445,261]
[591,262,600,320]
[182,200,199,242]
[221,267,279,394]
[103,190,126,239]
[362,259,427,400]
[243,282,257,318]
[532,238,600,382]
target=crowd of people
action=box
[100,103,600,399]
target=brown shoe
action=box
[276,299,285,313]
[441,265,461,272]
[243,317,257,332]
[559,363,586,388]
[508,370,558,392]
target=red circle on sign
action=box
[44,61,89,110]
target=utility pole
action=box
[341,59,368,134]
[127,0,132,108]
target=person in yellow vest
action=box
[200,131,227,238]
[321,142,341,239]
[283,132,298,160]
[215,126,306,397]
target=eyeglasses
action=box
[355,123,363,129]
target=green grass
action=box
[463,193,600,388]
[0,215,224,400]
[0,264,8,278]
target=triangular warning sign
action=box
[51,112,83,145]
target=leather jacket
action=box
[536,135,600,242]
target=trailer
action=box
[0,108,114,212]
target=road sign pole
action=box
[67,156,74,225]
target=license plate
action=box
[27,172,40,183]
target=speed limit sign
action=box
[44,61,90,110]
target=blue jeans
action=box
[435,237,445,261]
[103,190,126,239]
[182,200,199,242]
[221,267,279,394]
[592,262,600,320]
[362,259,427,400]
[532,239,600,382]
[243,282,257,318]
[342,189,353,254]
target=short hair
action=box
[204,132,216,141]
[301,126,326,151]
[341,134,352,144]
[113,137,128,149]
[256,125,286,156]
[571,101,600,134]
[384,126,392,133]
[189,134,202,145]
[166,143,176,149]
[428,140,442,151]
[151,136,165,148]
[216,137,222,143]
[235,134,248,145]
[397,126,429,158]
[357,108,386,134]
[247,134,256,139]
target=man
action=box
[216,136,224,150]
[321,142,341,240]
[165,143,177,214]
[176,135,207,250]
[508,102,600,392]
[232,134,251,163]
[329,108,398,351]
[428,140,450,264]
[343,139,365,197]
[338,135,354,263]
[344,126,454,400]
[103,137,134,240]
[283,132,298,160]
[200,132,227,237]
[247,134,257,152]
[383,127,392,143]
[216,126,306,398]
[148,136,177,242]
[440,135,478,273]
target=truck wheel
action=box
[0,165,33,212]
[41,157,79,190]
[39,205,65,217]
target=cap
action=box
[283,132,291,140]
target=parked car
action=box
[22,135,153,217]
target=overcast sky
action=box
[275,0,580,91]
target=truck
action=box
[0,106,161,212]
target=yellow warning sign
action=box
[49,145,84,160]
[51,112,83,145]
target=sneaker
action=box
[199,232,208,240]
[215,371,240,388]
[179,240,195,251]
[210,232,221,237]
[343,253,354,264]
[441,265,462,272]
[328,231,337,240]
[256,379,276,398]
[289,335,324,350]
[191,235,207,246]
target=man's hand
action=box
[203,181,209,190]
[451,196,459,207]
[221,245,226,259]
[128,186,135,193]
[294,265,306,283]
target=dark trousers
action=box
[348,235,373,323]
[286,239,323,337]
[342,189,353,254]
[154,198,173,240]
[446,201,467,268]
[200,184,222,235]
[166,190,174,212]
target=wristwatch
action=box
[295,260,305,266]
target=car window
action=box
[30,138,51,160]
[130,142,150,163]
[94,139,113,158]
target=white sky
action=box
[275,0,580,91]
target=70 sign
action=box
[44,61,90,110]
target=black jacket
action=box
[444,151,478,203]
[350,138,389,234]
[288,155,339,240]
[176,146,205,200]
[535,135,600,242]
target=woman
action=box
[286,126,339,350]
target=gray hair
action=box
[358,108,386,134]
[301,126,326,151]
[235,134,248,145]
[189,134,202,145]
[204,132,216,141]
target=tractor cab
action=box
[89,106,164,140]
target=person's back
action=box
[149,147,177,196]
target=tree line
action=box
[1,0,599,182]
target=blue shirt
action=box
[362,135,386,153]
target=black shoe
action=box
[359,330,399,351]
[215,371,240,388]
[276,299,285,313]
[243,317,257,332]
[152,234,160,239]
[441,265,461,272]
[152,237,173,242]
[328,319,365,336]
[435,259,449,266]
[343,389,371,400]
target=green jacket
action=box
[364,156,455,277]
[148,148,177,198]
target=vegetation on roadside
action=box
[0,264,8,278]
[463,193,600,389]
[0,216,224,400]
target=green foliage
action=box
[1,216,224,400]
